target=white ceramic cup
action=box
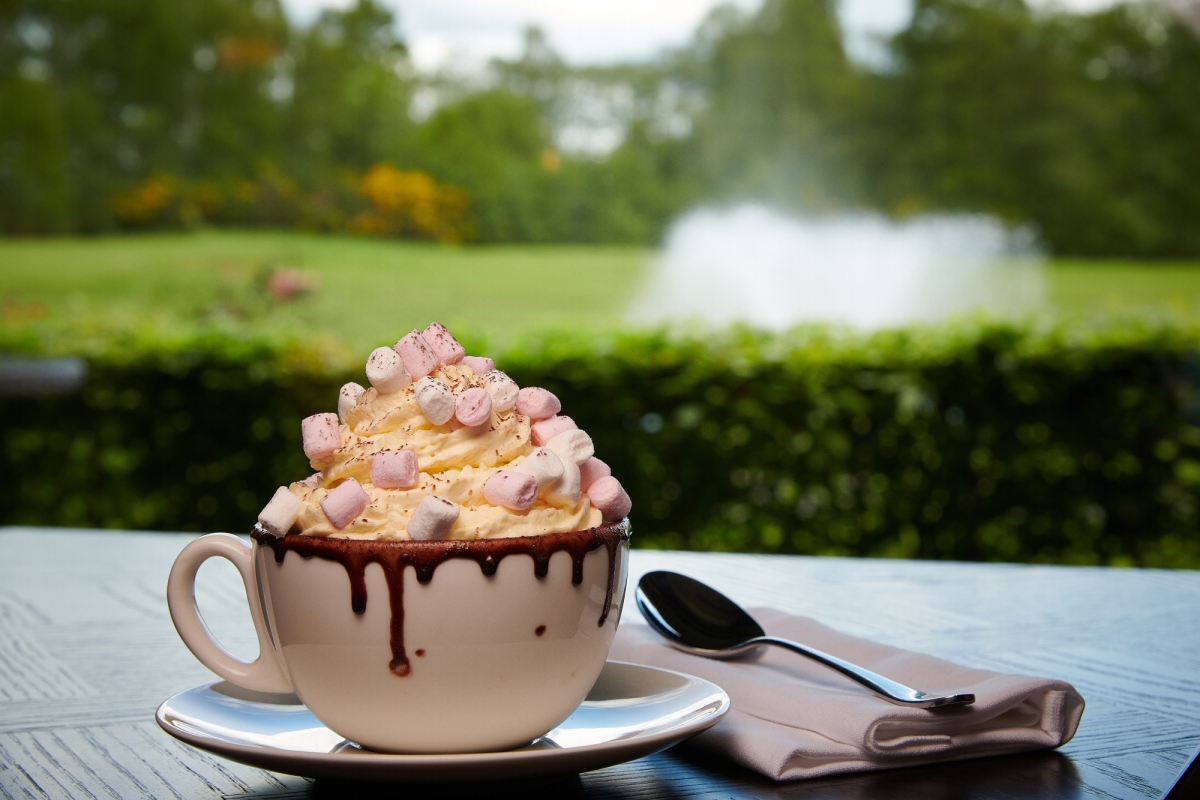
[167,521,630,753]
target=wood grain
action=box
[1,528,1196,799]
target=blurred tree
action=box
[3,0,1198,254]
[563,123,700,244]
[685,0,870,209]
[428,30,702,244]
[283,0,413,184]
[413,89,551,242]
[0,53,71,232]
[877,0,1200,256]
[0,0,287,232]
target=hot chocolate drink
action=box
[169,323,634,752]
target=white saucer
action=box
[156,661,729,782]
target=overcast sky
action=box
[280,0,1121,71]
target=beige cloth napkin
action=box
[610,608,1085,780]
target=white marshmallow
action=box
[338,382,365,423]
[415,376,456,425]
[483,370,519,412]
[258,487,302,537]
[546,429,594,465]
[407,495,460,541]
[516,447,565,492]
[545,456,582,507]
[365,347,411,394]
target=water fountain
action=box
[629,204,1043,330]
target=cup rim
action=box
[250,517,630,553]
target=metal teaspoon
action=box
[635,571,975,709]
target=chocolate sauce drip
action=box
[252,519,630,678]
[385,559,409,677]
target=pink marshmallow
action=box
[299,473,321,490]
[461,356,495,374]
[578,457,612,492]
[320,478,370,529]
[422,322,466,365]
[394,330,440,379]
[302,413,340,461]
[531,415,577,446]
[455,387,493,427]
[483,470,539,511]
[516,387,561,420]
[587,476,632,523]
[372,449,419,489]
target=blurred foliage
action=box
[4,323,1199,568]
[102,164,472,242]
[1,331,334,532]
[876,0,1200,257]
[5,0,1197,253]
[352,164,471,242]
[0,0,696,244]
[1,0,290,231]
[684,0,870,209]
[685,0,1200,256]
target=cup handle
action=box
[167,533,293,693]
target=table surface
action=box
[1,527,1197,800]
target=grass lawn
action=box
[1045,259,1200,318]
[0,231,651,353]
[3,231,1200,352]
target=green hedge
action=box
[4,324,1199,568]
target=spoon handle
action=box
[754,636,975,708]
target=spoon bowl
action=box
[636,570,765,655]
[636,571,975,709]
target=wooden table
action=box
[2,527,1197,799]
